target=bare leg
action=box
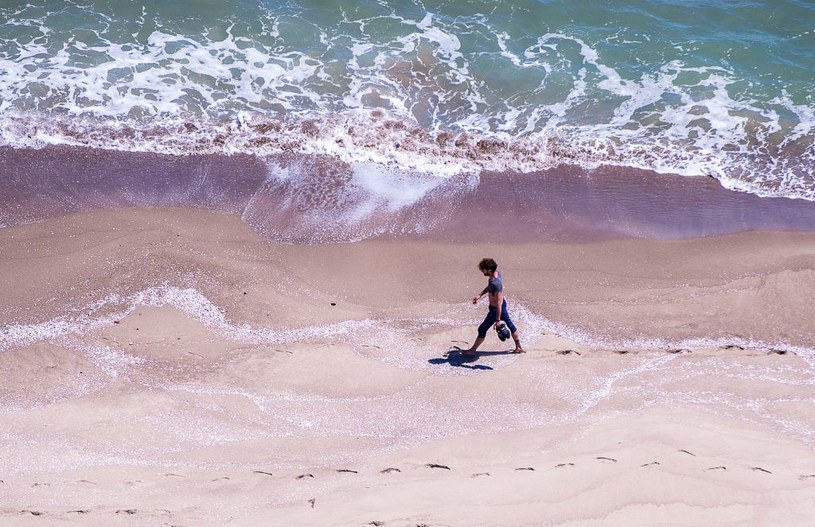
[511,331,524,353]
[464,336,485,355]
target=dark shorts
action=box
[477,299,517,338]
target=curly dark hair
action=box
[478,258,497,272]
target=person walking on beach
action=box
[466,258,524,355]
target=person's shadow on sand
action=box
[428,347,517,370]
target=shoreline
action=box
[4,145,815,244]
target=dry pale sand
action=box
[1,207,815,526]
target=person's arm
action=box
[472,286,489,304]
[494,290,503,324]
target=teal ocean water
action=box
[0,0,814,215]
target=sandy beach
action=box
[2,206,814,526]
[3,0,815,523]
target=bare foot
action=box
[511,348,525,354]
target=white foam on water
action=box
[0,315,113,351]
[0,285,377,354]
[346,162,446,221]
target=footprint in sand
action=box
[515,467,535,471]
[678,449,696,457]
[296,473,314,479]
[555,463,575,468]
[798,474,815,481]
[641,461,660,467]
[380,467,401,474]
[557,349,580,356]
[116,509,137,515]
[596,457,617,463]
[750,466,772,474]
[253,470,274,477]
[426,463,451,470]
[471,472,490,477]
[705,466,727,472]
[336,469,358,474]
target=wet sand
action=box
[2,207,815,526]
[6,146,815,243]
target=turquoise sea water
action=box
[1,0,814,199]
